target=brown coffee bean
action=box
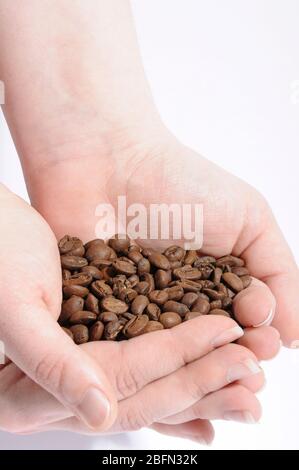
[59,236,85,256]
[89,321,105,341]
[222,297,233,309]
[209,300,223,310]
[146,303,161,321]
[141,273,155,292]
[62,327,74,340]
[160,312,182,328]
[63,272,93,287]
[101,296,129,314]
[105,321,124,340]
[86,243,112,262]
[60,296,84,323]
[216,256,245,268]
[191,297,210,315]
[81,265,103,280]
[89,258,112,268]
[202,288,226,301]
[163,300,189,317]
[131,295,150,315]
[209,308,231,318]
[137,258,151,275]
[128,249,144,264]
[222,272,244,293]
[61,255,88,271]
[63,285,89,298]
[62,269,71,280]
[134,281,150,295]
[185,311,203,321]
[184,250,198,265]
[241,275,252,289]
[195,256,216,265]
[164,245,185,262]
[99,311,119,323]
[127,274,140,288]
[148,290,169,306]
[143,321,164,333]
[85,293,100,314]
[113,259,137,276]
[176,280,202,293]
[69,310,97,325]
[118,288,138,303]
[155,269,172,289]
[84,239,105,250]
[197,280,215,290]
[181,292,198,308]
[173,265,202,281]
[141,248,154,258]
[91,280,113,298]
[213,267,223,285]
[123,315,149,338]
[232,267,250,276]
[197,292,210,301]
[148,252,170,270]
[108,234,130,253]
[70,325,89,344]
[122,312,135,321]
[169,260,183,269]
[166,285,184,301]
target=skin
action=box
[0,0,296,443]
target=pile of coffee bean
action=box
[58,235,252,344]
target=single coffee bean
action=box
[141,273,155,292]
[163,300,189,317]
[209,300,223,310]
[128,249,144,264]
[63,285,89,298]
[216,256,245,268]
[209,308,231,318]
[202,288,226,301]
[169,260,183,269]
[85,293,100,314]
[69,310,97,325]
[62,269,71,280]
[141,248,154,258]
[134,281,150,295]
[60,255,88,271]
[185,311,203,321]
[241,275,252,289]
[122,312,135,321]
[63,272,93,287]
[148,290,169,306]
[191,297,210,315]
[197,265,214,280]
[159,312,182,328]
[155,269,172,289]
[137,258,151,275]
[105,320,124,341]
[184,250,198,265]
[59,235,85,256]
[148,252,170,270]
[62,326,74,340]
[173,265,202,281]
[60,295,84,323]
[127,274,140,288]
[222,272,244,293]
[101,296,129,314]
[118,287,138,303]
[89,321,105,341]
[143,321,164,333]
[81,265,103,280]
[181,292,199,308]
[175,280,202,293]
[99,311,119,323]
[195,256,217,265]
[84,238,105,250]
[231,267,250,276]
[123,315,149,338]
[197,280,215,290]
[108,234,130,253]
[91,280,113,298]
[146,303,161,321]
[89,258,112,268]
[213,267,223,285]
[165,285,184,301]
[164,245,185,262]
[113,259,137,276]
[197,292,210,301]
[85,243,112,261]
[70,324,89,344]
[131,295,150,315]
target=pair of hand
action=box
[1,131,297,444]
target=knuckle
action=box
[119,405,152,432]
[33,351,69,392]
[116,346,147,399]
[185,368,210,400]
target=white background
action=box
[0,0,299,450]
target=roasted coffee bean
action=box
[148,252,170,270]
[91,280,113,298]
[222,272,244,293]
[60,255,88,271]
[69,310,97,325]
[128,249,144,264]
[181,292,198,308]
[131,295,150,315]
[60,296,84,323]
[222,297,233,309]
[197,280,215,290]
[184,311,203,321]
[101,296,129,314]
[62,327,74,340]
[70,325,89,344]
[105,321,124,340]
[231,267,250,276]
[122,312,135,321]
[137,258,151,275]
[123,315,149,338]
[89,321,105,341]
[85,293,100,314]
[164,245,185,262]
[134,281,150,295]
[63,272,93,287]
[241,275,252,289]
[113,259,137,276]
[209,308,231,318]
[141,248,154,258]
[155,269,172,289]
[59,235,85,256]
[89,258,112,268]
[169,260,183,269]
[85,243,112,261]
[143,321,164,333]
[118,288,138,303]
[62,269,71,280]
[148,290,169,306]
[197,292,210,302]
[141,273,155,292]
[146,303,161,321]
[165,285,185,301]
[127,274,139,288]
[191,297,210,315]
[84,238,105,250]
[209,300,223,310]
[198,265,214,280]
[173,265,202,281]
[184,250,198,265]
[99,311,119,323]
[195,256,216,266]
[213,267,223,285]
[63,285,89,298]
[163,300,189,317]
[160,312,182,328]
[202,288,226,301]
[108,234,130,253]
[216,256,245,268]
[175,280,202,293]
[81,265,103,280]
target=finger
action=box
[151,420,215,446]
[82,315,244,400]
[241,209,299,348]
[112,343,262,432]
[233,278,276,328]
[159,384,262,425]
[238,326,281,361]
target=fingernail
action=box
[227,358,262,383]
[76,387,111,429]
[290,340,299,349]
[253,308,274,328]
[223,411,257,424]
[212,326,244,348]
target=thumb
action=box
[1,304,117,431]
